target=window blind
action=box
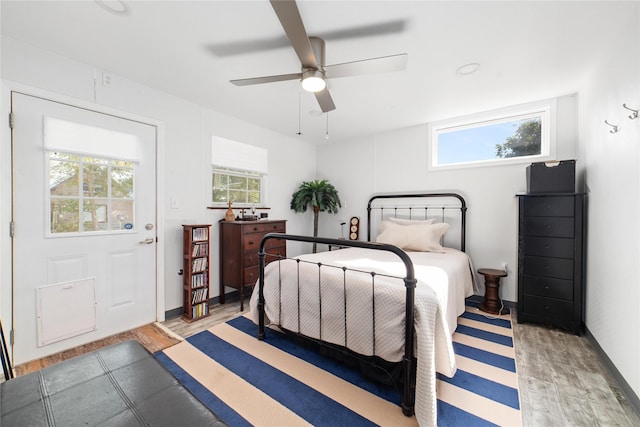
[44,117,140,163]
[211,136,268,174]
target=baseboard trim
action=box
[164,291,241,319]
[584,326,640,418]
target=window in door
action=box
[45,117,139,235]
[49,153,135,234]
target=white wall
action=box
[317,95,579,302]
[578,6,640,400]
[0,36,317,321]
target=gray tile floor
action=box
[164,300,640,426]
[512,313,640,427]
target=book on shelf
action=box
[191,272,208,288]
[192,227,208,241]
[191,287,208,304]
[192,302,208,318]
[191,257,208,273]
[191,243,208,257]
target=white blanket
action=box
[249,247,475,427]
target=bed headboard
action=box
[366,193,467,252]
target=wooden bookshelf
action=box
[182,224,211,322]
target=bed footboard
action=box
[257,234,417,416]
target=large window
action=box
[211,136,267,206]
[429,100,554,169]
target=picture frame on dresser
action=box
[516,193,586,334]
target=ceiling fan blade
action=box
[320,20,407,41]
[230,72,302,86]
[325,53,408,79]
[315,89,336,112]
[206,20,406,57]
[270,0,318,69]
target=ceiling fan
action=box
[230,0,408,113]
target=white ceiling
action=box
[1,1,637,144]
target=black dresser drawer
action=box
[523,236,575,258]
[524,196,574,217]
[524,217,574,238]
[521,275,573,300]
[523,255,573,280]
[521,295,573,320]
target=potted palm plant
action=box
[290,179,342,253]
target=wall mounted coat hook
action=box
[622,104,639,119]
[604,120,619,134]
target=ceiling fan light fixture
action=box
[301,69,326,92]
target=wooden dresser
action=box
[219,219,286,310]
[517,193,585,334]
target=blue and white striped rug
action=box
[156,303,521,426]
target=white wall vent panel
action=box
[36,277,97,347]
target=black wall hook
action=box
[604,120,619,134]
[622,103,639,120]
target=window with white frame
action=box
[211,136,267,205]
[45,117,138,235]
[429,99,555,169]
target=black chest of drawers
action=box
[517,193,585,334]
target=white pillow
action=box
[376,221,449,252]
[388,217,435,226]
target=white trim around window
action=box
[428,98,557,171]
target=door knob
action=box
[139,237,154,244]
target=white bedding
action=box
[249,246,476,427]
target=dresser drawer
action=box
[264,222,286,233]
[521,275,573,300]
[524,217,574,238]
[243,223,268,233]
[242,233,265,251]
[523,256,573,280]
[244,246,287,268]
[521,295,573,320]
[523,236,574,258]
[243,265,259,285]
[524,196,574,217]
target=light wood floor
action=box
[12,298,640,427]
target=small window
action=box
[49,153,135,234]
[429,100,554,169]
[212,167,262,204]
[211,136,267,206]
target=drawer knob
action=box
[248,241,254,245]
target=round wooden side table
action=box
[477,268,508,315]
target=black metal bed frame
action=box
[257,192,467,417]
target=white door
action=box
[11,92,157,364]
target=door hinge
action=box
[9,112,14,129]
[9,329,14,346]
[9,221,15,238]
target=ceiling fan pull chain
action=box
[325,112,329,140]
[297,87,303,135]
